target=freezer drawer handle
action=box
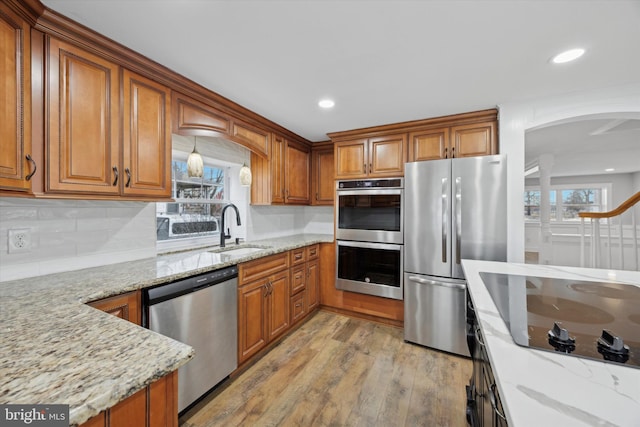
[407,276,466,290]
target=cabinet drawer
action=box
[291,291,307,324]
[306,244,319,260]
[290,247,306,266]
[239,252,289,285]
[290,266,306,295]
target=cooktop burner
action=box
[479,272,640,369]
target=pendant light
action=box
[187,136,204,178]
[239,162,252,187]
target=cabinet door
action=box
[238,280,268,363]
[311,147,334,205]
[306,258,320,310]
[290,265,306,295]
[450,121,497,158]
[47,38,120,194]
[0,5,32,192]
[335,139,368,179]
[285,139,310,204]
[290,291,306,324]
[267,270,290,341]
[122,70,172,198]
[109,388,146,427]
[369,134,407,177]
[88,291,141,325]
[408,127,449,161]
[270,134,285,204]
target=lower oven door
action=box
[336,240,403,300]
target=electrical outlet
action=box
[8,228,32,253]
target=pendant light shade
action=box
[187,137,204,178]
[239,163,252,187]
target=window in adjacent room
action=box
[524,184,609,222]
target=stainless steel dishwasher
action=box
[144,265,238,413]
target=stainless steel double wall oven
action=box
[335,178,404,300]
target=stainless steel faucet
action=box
[219,203,241,248]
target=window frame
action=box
[524,182,611,223]
[156,151,231,253]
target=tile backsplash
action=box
[0,197,334,282]
[0,198,156,282]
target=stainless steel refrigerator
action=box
[404,155,507,356]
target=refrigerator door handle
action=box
[442,178,448,263]
[455,176,462,265]
[407,276,466,290]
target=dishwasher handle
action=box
[146,265,238,305]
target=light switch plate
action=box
[8,228,31,253]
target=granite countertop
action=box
[462,259,640,427]
[0,233,334,426]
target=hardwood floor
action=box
[180,310,472,427]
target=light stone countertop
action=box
[462,259,640,427]
[0,233,334,426]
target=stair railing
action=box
[579,191,640,270]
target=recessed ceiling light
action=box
[318,99,335,109]
[605,168,615,172]
[551,48,585,64]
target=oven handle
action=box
[407,276,466,290]
[337,240,402,251]
[336,188,403,197]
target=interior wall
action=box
[498,82,640,264]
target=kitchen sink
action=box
[209,245,271,257]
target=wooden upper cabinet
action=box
[335,134,406,179]
[369,134,406,176]
[334,138,368,179]
[46,37,120,195]
[408,115,498,161]
[122,70,172,198]
[450,121,497,158]
[270,134,286,204]
[0,5,32,192]
[251,133,310,205]
[172,93,231,135]
[408,127,450,161]
[231,120,270,157]
[311,143,334,205]
[284,139,310,204]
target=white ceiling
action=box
[40,0,640,144]
[525,114,640,178]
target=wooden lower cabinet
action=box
[306,258,320,311]
[238,253,291,364]
[83,293,178,427]
[88,291,141,325]
[238,245,322,366]
[79,371,178,427]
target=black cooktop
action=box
[479,272,640,369]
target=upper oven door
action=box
[336,188,403,244]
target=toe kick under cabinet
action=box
[237,245,320,365]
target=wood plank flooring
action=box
[180,310,472,427]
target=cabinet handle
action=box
[112,166,119,186]
[369,163,372,174]
[475,327,485,347]
[25,155,36,181]
[452,146,456,158]
[363,163,366,173]
[444,147,448,159]
[264,282,269,297]
[316,192,318,201]
[489,383,507,421]
[125,168,131,187]
[295,303,302,308]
